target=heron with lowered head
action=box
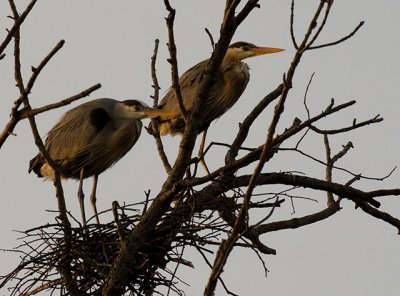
[29,98,175,227]
[149,41,284,172]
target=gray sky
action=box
[1,1,400,295]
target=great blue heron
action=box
[149,41,284,172]
[29,98,174,227]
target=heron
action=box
[149,41,284,173]
[29,98,175,227]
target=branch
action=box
[225,84,283,164]
[234,172,386,208]
[205,1,337,284]
[309,21,365,50]
[324,136,355,206]
[0,83,101,149]
[103,1,263,294]
[358,202,400,234]
[0,40,65,149]
[9,4,78,292]
[310,114,383,135]
[149,38,172,173]
[20,83,101,118]
[0,0,38,57]
[253,201,341,235]
[184,99,358,188]
[305,0,333,49]
[289,0,299,49]
[163,0,188,120]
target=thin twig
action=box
[309,115,383,134]
[290,0,299,49]
[0,0,38,56]
[163,0,188,120]
[204,28,215,50]
[9,1,77,293]
[323,134,335,206]
[20,83,101,119]
[310,21,365,50]
[149,39,172,173]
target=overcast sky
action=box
[1,1,400,295]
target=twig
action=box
[204,28,215,50]
[309,21,365,50]
[303,72,315,119]
[184,100,359,188]
[290,0,299,49]
[149,39,172,173]
[358,202,400,234]
[142,190,151,216]
[163,0,188,120]
[305,0,333,49]
[0,0,38,56]
[279,146,395,182]
[253,201,341,235]
[112,201,125,241]
[225,84,283,164]
[9,1,78,293]
[323,134,335,206]
[0,40,65,149]
[309,114,383,134]
[0,84,100,149]
[20,83,101,119]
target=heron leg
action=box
[77,168,87,229]
[90,174,100,224]
[198,129,211,175]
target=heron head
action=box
[119,100,177,119]
[226,41,285,61]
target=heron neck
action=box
[221,55,243,72]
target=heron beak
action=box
[251,47,285,56]
[143,108,177,118]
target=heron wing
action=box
[65,119,142,178]
[44,101,116,177]
[156,58,249,134]
[158,59,209,116]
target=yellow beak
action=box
[143,107,178,118]
[251,47,285,56]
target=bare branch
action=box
[149,38,172,173]
[279,146,396,182]
[204,28,215,50]
[233,172,388,208]
[225,84,283,164]
[163,0,188,120]
[310,21,365,50]
[20,83,101,118]
[253,201,341,235]
[184,100,358,188]
[358,202,400,234]
[290,0,299,49]
[0,83,101,149]
[303,72,315,119]
[310,114,383,134]
[305,0,333,49]
[0,0,38,56]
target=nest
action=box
[0,182,280,296]
[0,200,233,295]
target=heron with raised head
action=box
[29,98,175,227]
[149,41,284,172]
